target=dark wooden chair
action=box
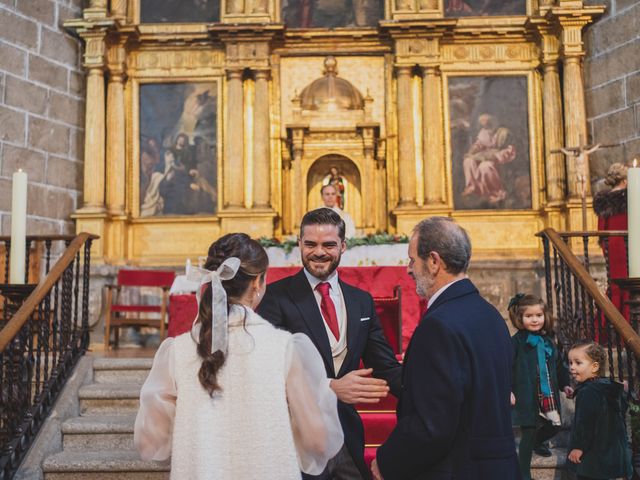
[373,285,402,354]
[104,270,175,349]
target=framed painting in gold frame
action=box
[447,75,532,211]
[133,80,222,219]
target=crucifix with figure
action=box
[551,139,618,231]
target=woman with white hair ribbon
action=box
[134,233,343,480]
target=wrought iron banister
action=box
[538,228,640,358]
[0,232,98,480]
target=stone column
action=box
[422,66,445,205]
[562,55,589,197]
[542,60,566,202]
[106,43,126,215]
[396,66,416,207]
[253,69,271,208]
[225,68,245,208]
[80,33,107,212]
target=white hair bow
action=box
[187,257,241,354]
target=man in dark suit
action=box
[258,208,402,480]
[373,217,519,480]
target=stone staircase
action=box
[41,357,170,480]
[26,356,571,479]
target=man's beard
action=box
[302,254,341,281]
[414,271,434,299]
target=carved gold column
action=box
[396,65,417,207]
[84,0,108,18]
[291,128,305,231]
[81,32,107,213]
[110,0,127,19]
[225,68,245,208]
[375,142,387,231]
[556,10,603,198]
[538,26,566,203]
[421,65,445,205]
[562,54,588,198]
[106,40,126,215]
[253,69,271,208]
[362,126,376,229]
[282,147,293,235]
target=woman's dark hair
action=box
[570,341,607,376]
[507,293,554,335]
[197,233,268,396]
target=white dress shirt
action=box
[304,268,349,374]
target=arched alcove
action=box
[307,155,362,227]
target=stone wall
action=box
[585,0,640,187]
[0,0,84,236]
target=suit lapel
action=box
[338,280,361,377]
[286,270,335,376]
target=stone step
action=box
[530,447,570,480]
[79,383,141,415]
[43,450,169,480]
[92,358,153,384]
[513,426,571,448]
[62,415,136,451]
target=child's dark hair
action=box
[507,293,554,335]
[570,341,607,376]
[197,233,268,396]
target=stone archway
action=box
[307,155,362,227]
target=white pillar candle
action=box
[9,169,28,284]
[629,159,640,277]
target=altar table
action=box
[168,266,423,350]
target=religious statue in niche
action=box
[139,83,218,217]
[282,0,383,28]
[140,0,220,22]
[449,76,531,210]
[323,166,348,209]
[444,0,525,16]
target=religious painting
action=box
[282,0,383,28]
[140,0,220,23]
[444,0,525,16]
[139,82,218,217]
[448,76,531,210]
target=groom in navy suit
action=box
[259,208,401,480]
[373,217,519,480]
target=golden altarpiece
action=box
[65,0,604,266]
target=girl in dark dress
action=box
[509,294,573,480]
[567,342,632,480]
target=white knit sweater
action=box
[171,307,300,480]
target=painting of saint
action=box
[282,0,383,28]
[448,76,531,210]
[139,83,218,217]
[444,0,525,16]
[141,0,220,23]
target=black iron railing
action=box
[0,233,97,480]
[537,229,639,388]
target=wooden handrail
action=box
[0,232,98,352]
[549,230,627,239]
[0,235,79,242]
[540,228,640,358]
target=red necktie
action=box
[316,282,340,341]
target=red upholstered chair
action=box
[104,270,175,349]
[373,285,402,354]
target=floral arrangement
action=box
[258,233,409,254]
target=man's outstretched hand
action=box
[329,368,389,404]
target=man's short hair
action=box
[413,217,471,274]
[300,208,346,241]
[320,184,337,195]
